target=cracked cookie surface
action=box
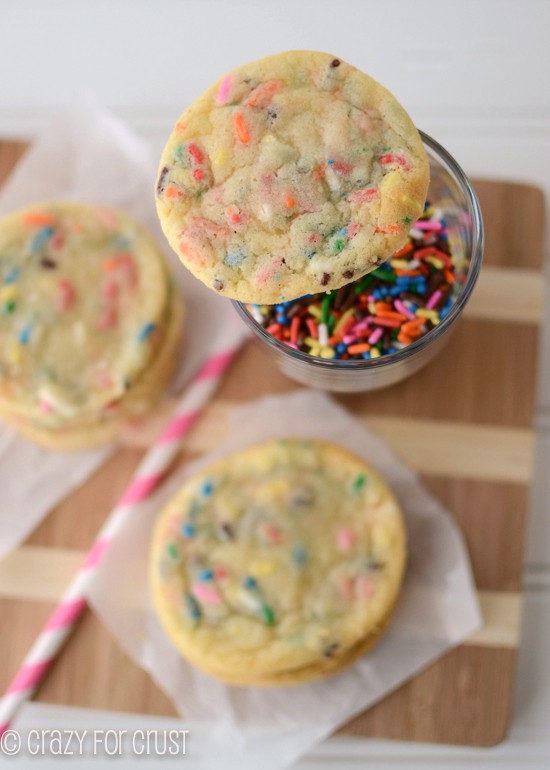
[156,50,429,304]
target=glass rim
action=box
[233,130,484,371]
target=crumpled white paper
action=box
[87,389,482,770]
[0,95,243,559]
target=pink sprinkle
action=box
[101,277,119,300]
[193,584,221,604]
[394,299,415,320]
[352,318,373,333]
[367,327,383,345]
[254,258,284,285]
[50,233,65,250]
[216,74,232,105]
[426,289,443,310]
[93,370,114,389]
[215,566,228,580]
[342,334,357,345]
[260,523,283,544]
[346,187,378,205]
[98,305,118,330]
[56,279,76,312]
[339,576,355,601]
[355,575,376,599]
[39,400,52,413]
[117,253,138,288]
[337,529,356,552]
[285,342,299,349]
[413,220,442,231]
[347,222,361,239]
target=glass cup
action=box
[233,132,484,393]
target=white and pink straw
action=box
[0,325,245,735]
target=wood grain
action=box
[0,143,543,748]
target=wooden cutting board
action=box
[0,138,545,747]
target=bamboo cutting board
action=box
[0,138,545,747]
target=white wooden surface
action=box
[1,1,549,767]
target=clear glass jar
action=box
[233,132,484,393]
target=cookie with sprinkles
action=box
[150,439,406,685]
[0,202,183,450]
[156,50,429,304]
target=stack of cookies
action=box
[0,202,183,450]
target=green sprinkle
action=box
[362,146,371,152]
[353,474,367,491]
[354,274,375,294]
[403,216,412,225]
[321,294,332,325]
[261,604,275,625]
[328,313,337,333]
[333,238,345,253]
[185,593,202,621]
[382,146,391,152]
[371,269,397,283]
[166,542,179,560]
[4,300,15,314]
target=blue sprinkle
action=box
[326,159,335,165]
[388,286,402,297]
[182,523,196,539]
[243,576,257,590]
[185,593,202,620]
[338,227,348,236]
[4,268,20,284]
[389,346,398,353]
[201,480,214,497]
[19,325,32,345]
[293,545,308,567]
[31,227,54,252]
[409,303,418,312]
[224,250,247,268]
[372,288,382,300]
[198,569,214,581]
[114,235,132,250]
[440,307,450,319]
[336,343,346,354]
[361,351,371,359]
[137,322,156,342]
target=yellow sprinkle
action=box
[320,347,335,359]
[333,308,355,335]
[425,256,444,269]
[307,305,322,321]
[250,560,277,576]
[213,147,229,168]
[370,348,381,359]
[372,524,391,551]
[416,308,440,326]
[304,336,318,347]
[0,286,17,302]
[389,259,410,270]
[7,340,22,365]
[368,302,377,314]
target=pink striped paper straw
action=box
[0,324,245,736]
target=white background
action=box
[1,1,549,767]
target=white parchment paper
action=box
[87,389,482,770]
[0,95,244,558]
